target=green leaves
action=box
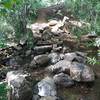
[95,3,100,13]
[0,82,8,100]
[0,0,16,9]
[87,57,97,65]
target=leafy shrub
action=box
[0,82,8,100]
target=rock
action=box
[53,73,74,87]
[47,60,71,74]
[64,52,86,63]
[48,53,61,64]
[35,77,57,97]
[53,46,62,52]
[34,54,50,67]
[32,95,40,100]
[40,96,58,100]
[34,45,52,55]
[70,62,84,81]
[0,67,10,81]
[6,71,33,100]
[47,60,95,82]
[7,58,20,69]
[48,20,58,26]
[51,26,64,35]
[62,46,71,53]
[81,65,95,82]
[30,59,37,68]
[19,37,27,46]
[29,23,49,38]
[25,50,32,56]
[70,62,95,82]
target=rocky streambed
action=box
[0,17,100,100]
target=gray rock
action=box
[48,53,61,64]
[53,73,74,87]
[47,60,95,82]
[0,67,11,80]
[53,46,62,52]
[64,52,86,63]
[29,59,37,69]
[25,50,32,56]
[70,62,84,81]
[6,71,33,100]
[40,96,58,100]
[81,65,95,82]
[34,45,52,54]
[36,77,57,97]
[70,62,95,82]
[34,54,50,67]
[47,60,71,74]
[32,95,40,100]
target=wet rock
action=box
[34,54,50,67]
[47,60,71,74]
[6,71,33,100]
[35,77,57,97]
[34,45,52,55]
[53,73,74,87]
[48,52,61,64]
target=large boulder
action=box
[34,77,57,97]
[6,71,33,100]
[47,60,95,82]
[47,60,71,74]
[70,62,95,82]
[53,73,74,87]
[34,54,50,67]
[64,52,86,63]
[70,62,84,81]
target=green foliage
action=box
[87,56,97,65]
[64,0,100,35]
[0,0,100,47]
[0,82,8,100]
[0,38,7,48]
[87,56,100,65]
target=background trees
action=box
[0,0,100,47]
